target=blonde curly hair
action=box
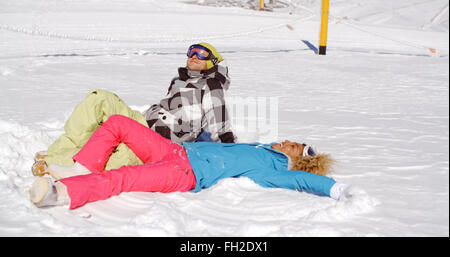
[291,154,335,176]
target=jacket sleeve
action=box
[251,169,337,198]
[201,77,236,143]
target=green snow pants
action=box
[45,89,148,170]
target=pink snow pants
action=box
[58,115,196,210]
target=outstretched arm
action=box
[251,169,348,200]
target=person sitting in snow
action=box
[29,115,352,210]
[32,43,236,177]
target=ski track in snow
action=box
[0,0,448,236]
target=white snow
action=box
[0,0,448,236]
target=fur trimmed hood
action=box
[291,154,336,176]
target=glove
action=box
[330,182,353,200]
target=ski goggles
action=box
[302,144,317,157]
[187,44,214,60]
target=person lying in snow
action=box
[29,115,352,210]
[32,43,236,176]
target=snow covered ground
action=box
[0,0,448,236]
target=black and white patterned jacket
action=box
[144,64,236,144]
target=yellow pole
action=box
[318,0,329,55]
[259,0,264,10]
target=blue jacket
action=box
[183,142,336,198]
